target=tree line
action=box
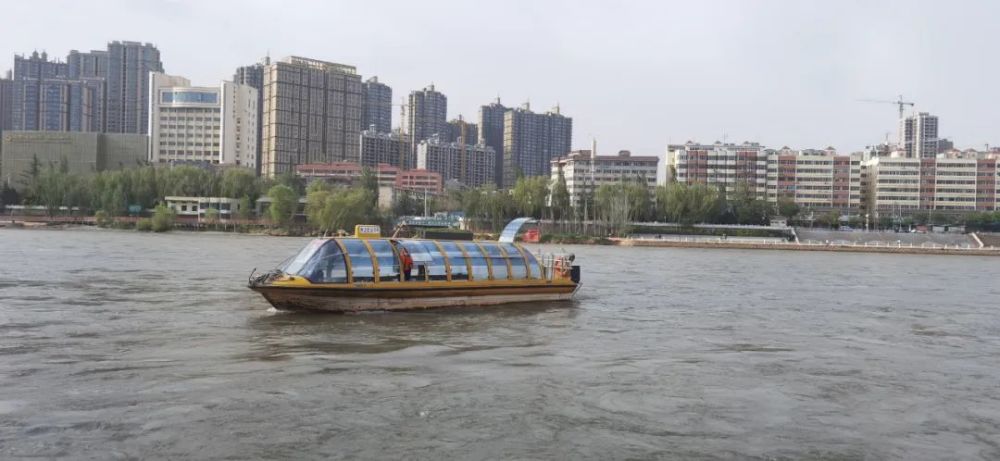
[5,156,1000,234]
[3,155,275,218]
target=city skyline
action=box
[1,1,999,156]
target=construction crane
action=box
[858,95,915,119]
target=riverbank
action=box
[617,237,1000,256]
[6,218,999,257]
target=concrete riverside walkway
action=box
[617,236,1000,256]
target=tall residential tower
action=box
[260,56,362,177]
[501,103,572,186]
[104,41,163,134]
[403,84,447,157]
[900,112,939,159]
[478,98,507,185]
[0,71,13,135]
[10,51,105,132]
[362,76,392,133]
[234,57,268,174]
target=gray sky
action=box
[2,0,998,154]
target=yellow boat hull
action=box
[251,282,578,312]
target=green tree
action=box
[656,183,720,225]
[203,207,220,225]
[220,167,260,200]
[729,185,770,225]
[36,161,68,216]
[19,154,42,203]
[150,204,176,232]
[266,184,298,228]
[512,176,549,219]
[777,198,800,220]
[595,183,631,235]
[359,167,380,211]
[819,210,841,229]
[550,173,571,222]
[391,191,421,217]
[272,171,305,195]
[622,180,652,222]
[235,195,254,220]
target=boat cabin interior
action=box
[280,238,552,284]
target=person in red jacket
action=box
[399,247,413,281]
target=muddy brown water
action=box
[1,228,999,460]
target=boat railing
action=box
[537,252,575,281]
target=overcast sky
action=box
[2,0,997,154]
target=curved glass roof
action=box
[285,238,547,284]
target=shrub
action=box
[135,218,153,232]
[150,204,175,232]
[94,210,113,228]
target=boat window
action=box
[280,239,325,275]
[367,239,399,282]
[340,238,375,283]
[418,241,449,281]
[459,242,489,281]
[524,250,544,279]
[438,241,469,281]
[296,240,347,283]
[480,243,509,280]
[501,243,528,279]
[399,241,430,282]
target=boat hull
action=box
[251,283,577,312]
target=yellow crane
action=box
[858,95,915,119]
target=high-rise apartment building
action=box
[148,73,258,168]
[446,117,478,145]
[550,149,659,209]
[362,76,392,133]
[899,112,939,159]
[67,49,108,79]
[0,72,12,134]
[764,149,864,211]
[11,51,105,132]
[403,84,447,157]
[360,130,411,169]
[865,156,999,213]
[416,138,495,187]
[478,98,507,186]
[234,57,268,174]
[260,56,362,177]
[501,103,572,187]
[668,141,768,200]
[105,41,163,134]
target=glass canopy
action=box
[285,238,546,284]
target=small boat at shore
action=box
[248,220,580,312]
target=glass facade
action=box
[285,239,546,284]
[161,91,219,104]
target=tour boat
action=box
[248,220,580,312]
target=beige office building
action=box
[1,131,146,190]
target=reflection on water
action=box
[2,228,1000,460]
[246,303,579,359]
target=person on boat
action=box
[399,246,413,281]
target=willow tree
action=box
[549,173,571,222]
[267,184,298,228]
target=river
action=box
[1,228,999,460]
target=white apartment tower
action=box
[148,72,258,168]
[899,112,939,159]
